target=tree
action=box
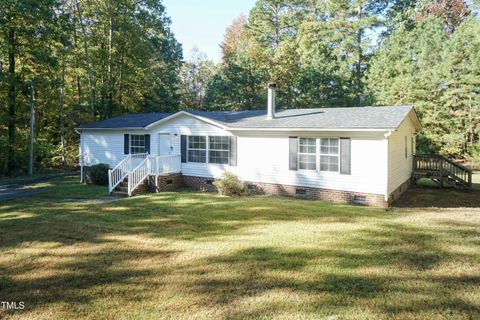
[367,10,480,158]
[180,48,216,110]
[0,0,183,175]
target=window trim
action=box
[208,136,230,164]
[186,135,231,165]
[296,137,340,173]
[319,137,340,173]
[130,134,146,154]
[297,137,317,171]
[187,135,207,163]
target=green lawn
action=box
[0,177,479,319]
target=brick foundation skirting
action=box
[388,177,411,205]
[183,175,388,207]
[153,173,184,192]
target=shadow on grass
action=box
[1,178,479,318]
[179,245,479,318]
[0,187,390,248]
[0,246,176,317]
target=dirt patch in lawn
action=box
[393,186,480,208]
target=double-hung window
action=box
[209,136,229,164]
[298,138,317,170]
[188,136,207,163]
[130,134,145,154]
[319,138,339,172]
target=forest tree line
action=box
[1,0,479,176]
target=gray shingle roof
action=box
[78,105,415,130]
[77,113,171,129]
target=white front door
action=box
[158,133,171,156]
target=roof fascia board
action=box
[145,111,228,130]
[75,127,146,131]
[407,107,422,130]
[227,127,394,132]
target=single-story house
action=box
[76,84,421,207]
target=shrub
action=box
[87,163,110,185]
[213,172,249,196]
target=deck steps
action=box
[112,178,129,196]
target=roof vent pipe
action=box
[267,82,276,120]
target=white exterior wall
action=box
[387,117,416,195]
[149,115,389,196]
[81,114,395,196]
[81,130,145,167]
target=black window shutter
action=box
[181,135,187,163]
[229,136,237,166]
[124,134,129,155]
[289,137,298,171]
[340,137,351,175]
[144,134,150,154]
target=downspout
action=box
[383,131,393,202]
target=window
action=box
[298,138,316,170]
[320,138,339,172]
[188,136,206,163]
[130,135,145,154]
[411,137,414,156]
[209,136,229,164]
[405,136,408,158]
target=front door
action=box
[158,133,171,156]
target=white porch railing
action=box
[108,153,148,193]
[155,154,181,175]
[128,157,151,196]
[108,153,181,195]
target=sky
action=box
[163,0,257,62]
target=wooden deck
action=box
[412,154,473,189]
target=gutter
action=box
[227,127,396,132]
[75,126,396,133]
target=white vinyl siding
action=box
[82,113,392,197]
[149,115,388,195]
[387,117,416,196]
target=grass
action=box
[0,177,479,319]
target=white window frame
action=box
[208,136,230,164]
[130,134,146,154]
[298,137,317,171]
[187,136,207,163]
[296,137,340,173]
[319,138,340,173]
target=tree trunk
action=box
[118,49,124,107]
[107,11,113,117]
[355,5,363,107]
[72,11,82,106]
[75,0,95,118]
[60,62,66,164]
[7,28,16,173]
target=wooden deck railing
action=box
[413,154,472,188]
